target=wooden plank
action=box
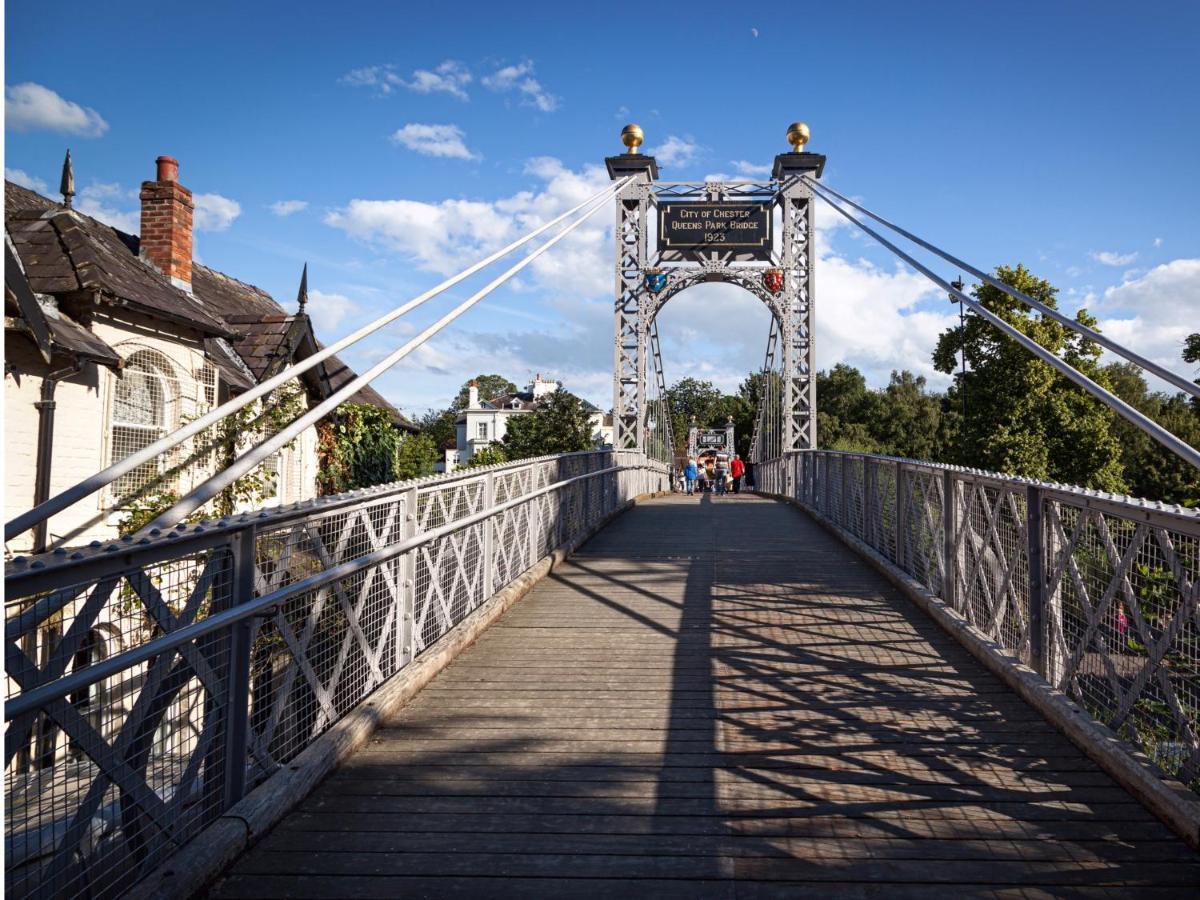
[211,493,1198,896]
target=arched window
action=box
[110,349,176,501]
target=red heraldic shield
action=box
[763,269,785,295]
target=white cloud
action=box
[1153,237,1163,248]
[76,183,139,233]
[6,167,49,194]
[1093,259,1200,386]
[193,193,241,231]
[391,123,479,160]
[5,83,109,137]
[304,289,360,334]
[703,173,731,182]
[732,160,772,178]
[326,160,961,409]
[270,199,308,217]
[404,60,472,100]
[751,28,759,37]
[481,61,558,112]
[1091,249,1138,266]
[654,135,700,167]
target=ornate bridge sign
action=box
[658,201,771,260]
[607,121,826,455]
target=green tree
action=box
[873,370,948,461]
[816,364,883,452]
[395,432,439,480]
[503,389,594,459]
[933,264,1125,490]
[416,407,458,451]
[1103,360,1200,506]
[464,444,508,468]
[665,377,723,451]
[316,403,406,494]
[452,374,517,411]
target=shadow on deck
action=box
[210,493,1199,898]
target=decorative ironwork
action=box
[755,449,1200,793]
[5,450,669,900]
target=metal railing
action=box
[758,450,1200,793]
[4,449,668,900]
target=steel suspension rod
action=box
[6,177,633,544]
[141,186,621,532]
[808,184,1200,471]
[803,177,1200,400]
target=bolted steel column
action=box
[482,471,495,600]
[397,487,418,669]
[942,469,957,610]
[222,526,257,809]
[1026,484,1046,677]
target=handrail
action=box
[5,458,660,720]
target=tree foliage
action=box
[316,403,427,494]
[1102,361,1200,506]
[415,407,458,451]
[464,444,508,468]
[503,389,594,459]
[452,374,517,411]
[933,264,1124,490]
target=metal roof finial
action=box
[296,262,308,313]
[59,149,75,209]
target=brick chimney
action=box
[139,155,193,291]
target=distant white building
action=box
[447,374,613,470]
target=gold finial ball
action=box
[786,121,811,152]
[621,123,644,154]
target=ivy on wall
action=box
[316,403,438,495]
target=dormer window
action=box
[510,400,521,410]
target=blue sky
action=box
[6,0,1199,414]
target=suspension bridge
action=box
[5,123,1199,898]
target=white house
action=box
[4,153,413,557]
[447,373,613,470]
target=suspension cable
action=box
[809,186,1200,471]
[6,177,633,544]
[804,177,1200,400]
[141,185,620,532]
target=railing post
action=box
[482,471,495,600]
[896,462,908,571]
[397,487,417,669]
[942,469,957,610]
[223,525,256,809]
[864,459,876,549]
[840,456,849,529]
[1026,484,1046,678]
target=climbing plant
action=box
[119,381,307,533]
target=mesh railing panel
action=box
[760,449,1199,794]
[6,450,666,900]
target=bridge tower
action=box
[607,123,825,453]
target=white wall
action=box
[5,308,320,554]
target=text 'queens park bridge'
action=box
[5,124,1200,899]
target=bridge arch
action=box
[607,146,822,456]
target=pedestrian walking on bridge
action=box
[731,454,745,493]
[684,458,698,495]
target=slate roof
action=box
[5,180,413,429]
[6,183,230,336]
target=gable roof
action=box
[6,183,230,336]
[5,179,414,430]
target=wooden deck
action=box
[211,493,1199,898]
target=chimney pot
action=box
[156,156,179,183]
[141,155,193,291]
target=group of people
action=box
[683,453,745,496]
